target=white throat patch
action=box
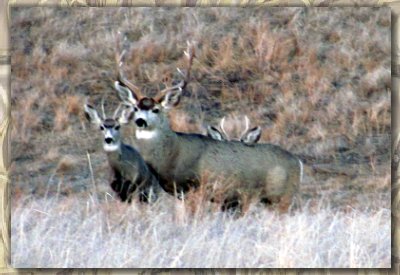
[136,129,158,140]
[103,143,120,152]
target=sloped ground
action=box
[10,7,390,267]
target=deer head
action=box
[113,33,195,137]
[84,99,134,151]
[207,116,262,145]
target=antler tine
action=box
[112,103,123,120]
[100,96,107,119]
[114,31,141,96]
[219,116,229,141]
[241,115,250,137]
[181,40,195,90]
[158,41,195,96]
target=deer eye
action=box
[152,108,159,114]
[100,125,104,131]
[115,125,120,130]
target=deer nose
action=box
[105,138,113,144]
[135,118,147,128]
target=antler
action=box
[240,116,250,138]
[219,115,251,141]
[115,31,142,96]
[100,95,106,119]
[158,41,195,96]
[219,116,229,140]
[112,103,123,120]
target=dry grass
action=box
[11,193,390,268]
[55,155,79,174]
[10,7,390,268]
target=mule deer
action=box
[114,40,303,213]
[84,101,160,203]
[207,116,262,145]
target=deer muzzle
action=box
[135,118,148,128]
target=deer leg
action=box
[139,185,159,204]
[172,180,198,200]
[118,180,135,203]
[221,196,242,215]
[138,193,146,203]
[139,189,150,203]
[260,197,273,205]
[110,179,121,193]
[111,170,125,200]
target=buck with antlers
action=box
[114,38,303,213]
[84,101,160,203]
[207,116,262,145]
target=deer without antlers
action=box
[83,100,160,203]
[113,39,303,213]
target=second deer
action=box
[207,116,262,145]
[84,101,160,203]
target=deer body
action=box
[106,142,159,203]
[132,125,300,207]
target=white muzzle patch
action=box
[103,143,120,152]
[136,129,158,140]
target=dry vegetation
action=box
[12,194,390,268]
[10,7,390,268]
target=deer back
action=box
[145,132,301,197]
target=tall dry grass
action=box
[12,193,390,268]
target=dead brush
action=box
[16,92,41,143]
[54,105,69,131]
[169,109,202,133]
[173,171,251,220]
[178,171,217,219]
[97,198,136,233]
[66,95,82,116]
[204,174,253,216]
[365,95,390,134]
[42,147,60,162]
[56,155,79,175]
[213,36,235,72]
[52,95,85,132]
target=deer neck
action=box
[134,125,177,144]
[105,143,123,164]
[133,127,179,171]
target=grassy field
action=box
[10,7,390,268]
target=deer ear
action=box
[241,126,261,145]
[207,126,225,141]
[159,89,182,109]
[115,81,138,105]
[118,107,135,125]
[84,104,102,126]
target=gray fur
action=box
[84,103,160,203]
[116,87,302,212]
